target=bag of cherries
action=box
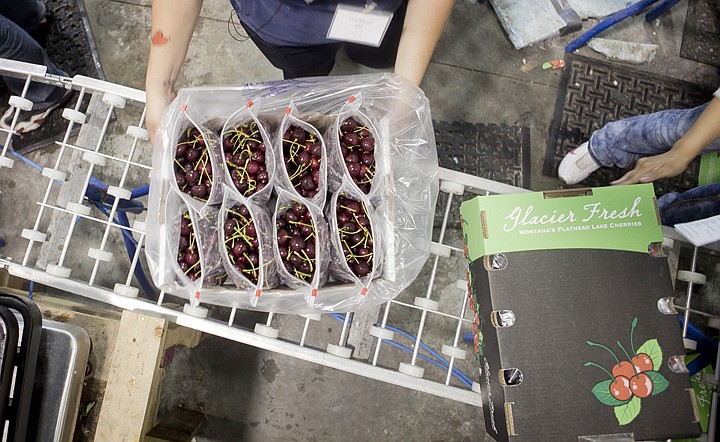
[161,191,225,297]
[326,95,386,201]
[220,102,275,205]
[273,189,331,307]
[327,185,384,301]
[275,105,328,209]
[218,188,278,306]
[171,107,226,213]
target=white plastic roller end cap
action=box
[183,303,209,318]
[66,201,91,216]
[369,325,395,341]
[9,96,33,111]
[254,323,280,339]
[62,108,86,124]
[114,283,139,298]
[683,338,697,351]
[88,248,113,262]
[471,381,482,394]
[82,151,107,167]
[441,344,467,360]
[21,228,46,243]
[429,243,452,258]
[107,186,132,201]
[0,156,14,169]
[299,313,322,321]
[414,297,439,312]
[440,180,465,195]
[326,344,352,359]
[102,92,126,108]
[46,264,71,278]
[677,270,706,285]
[399,362,425,378]
[126,125,149,140]
[707,318,720,330]
[42,167,66,182]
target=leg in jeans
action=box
[657,182,720,226]
[588,103,720,169]
[241,22,342,80]
[0,13,66,109]
[0,0,46,31]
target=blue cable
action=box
[28,280,34,300]
[331,313,474,387]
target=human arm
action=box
[612,96,720,185]
[394,0,455,86]
[145,0,203,145]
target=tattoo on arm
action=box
[151,30,169,46]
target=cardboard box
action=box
[460,184,700,441]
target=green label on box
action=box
[699,152,720,186]
[460,184,662,261]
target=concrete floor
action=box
[1,0,719,440]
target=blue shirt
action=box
[230,0,405,46]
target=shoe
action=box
[0,90,73,135]
[558,141,601,185]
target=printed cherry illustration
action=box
[610,376,633,401]
[632,353,653,373]
[611,361,636,380]
[630,373,653,398]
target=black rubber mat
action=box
[434,120,530,227]
[0,0,104,154]
[680,0,720,67]
[544,53,714,196]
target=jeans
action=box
[657,183,720,226]
[588,103,720,168]
[0,0,66,110]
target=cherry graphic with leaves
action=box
[584,317,668,426]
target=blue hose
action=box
[331,313,474,387]
[565,0,661,53]
[644,0,681,22]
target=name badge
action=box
[327,4,393,47]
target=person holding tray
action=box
[144,0,455,144]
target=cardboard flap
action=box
[460,184,662,261]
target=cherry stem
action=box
[617,341,638,375]
[584,361,614,381]
[586,340,620,364]
[630,316,638,355]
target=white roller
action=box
[455,279,468,291]
[440,180,465,195]
[82,151,107,167]
[107,186,132,201]
[299,313,322,321]
[88,248,113,262]
[254,323,280,339]
[126,125,149,140]
[41,167,65,181]
[369,325,395,341]
[21,229,46,243]
[414,297,439,312]
[430,243,452,258]
[471,381,482,394]
[62,108,86,124]
[399,362,425,378]
[677,270,706,285]
[9,96,33,111]
[441,344,467,360]
[326,344,352,359]
[133,220,146,233]
[102,92,126,108]
[707,318,720,330]
[113,283,139,298]
[183,303,209,318]
[0,156,15,168]
[683,338,697,351]
[66,201,90,216]
[45,264,71,278]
